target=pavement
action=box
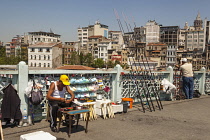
[3,95,210,140]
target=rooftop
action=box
[56,65,96,70]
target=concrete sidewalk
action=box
[3,95,210,140]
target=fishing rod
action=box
[122,12,130,32]
[131,30,162,110]
[114,9,124,34]
[128,25,162,111]
[128,55,146,112]
[128,38,156,112]
[130,54,153,112]
[142,48,163,109]
[114,8,146,112]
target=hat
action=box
[59,75,70,85]
[181,58,187,62]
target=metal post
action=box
[199,67,206,95]
[167,66,174,83]
[166,66,174,100]
[17,61,29,115]
[112,64,123,102]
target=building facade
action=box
[28,42,62,68]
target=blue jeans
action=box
[182,77,194,99]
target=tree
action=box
[93,58,104,68]
[84,53,94,67]
[106,60,115,68]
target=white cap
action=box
[181,58,187,62]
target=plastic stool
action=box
[122,98,134,109]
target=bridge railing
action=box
[0,62,207,119]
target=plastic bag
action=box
[161,78,176,94]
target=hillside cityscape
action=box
[0,12,210,71]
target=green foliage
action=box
[93,58,105,68]
[0,46,28,65]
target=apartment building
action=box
[134,27,146,43]
[63,42,77,64]
[144,20,160,44]
[160,26,179,66]
[78,21,108,49]
[28,42,62,68]
[108,31,124,50]
[98,40,111,61]
[146,43,167,68]
[27,31,61,45]
[5,35,23,57]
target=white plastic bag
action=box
[25,81,33,97]
[161,78,176,94]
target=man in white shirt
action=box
[177,58,194,99]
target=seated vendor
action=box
[47,75,74,132]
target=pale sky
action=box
[0,0,210,43]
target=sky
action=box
[0,0,210,43]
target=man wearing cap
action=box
[47,75,74,132]
[176,58,194,99]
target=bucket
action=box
[122,98,134,108]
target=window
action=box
[31,48,34,52]
[46,48,50,52]
[44,55,46,60]
[48,55,50,60]
[44,63,46,67]
[39,48,43,52]
[34,55,36,60]
[31,63,33,67]
[34,63,36,67]
[31,55,32,59]
[48,63,50,67]
[39,63,41,67]
[39,55,41,60]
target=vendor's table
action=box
[58,109,90,137]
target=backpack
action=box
[30,80,44,105]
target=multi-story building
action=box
[146,42,167,68]
[160,26,179,66]
[0,41,3,48]
[108,31,124,50]
[5,35,24,57]
[144,20,160,44]
[134,27,146,43]
[78,21,109,50]
[63,42,77,65]
[27,31,61,45]
[28,42,62,68]
[98,40,111,61]
[204,19,210,70]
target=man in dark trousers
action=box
[47,75,74,132]
[176,58,194,99]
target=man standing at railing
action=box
[176,58,194,99]
[47,75,74,132]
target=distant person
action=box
[47,75,74,132]
[176,58,194,99]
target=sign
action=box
[111,55,122,61]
